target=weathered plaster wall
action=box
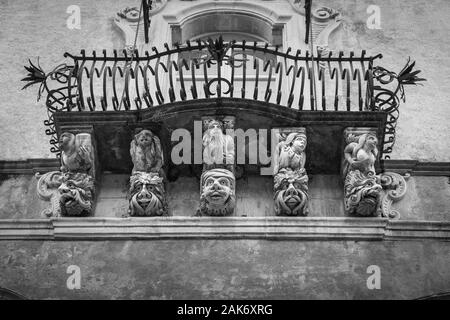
[0,239,449,299]
[0,0,449,161]
[1,173,449,220]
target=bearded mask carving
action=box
[198,168,235,216]
[274,169,309,216]
[128,172,168,216]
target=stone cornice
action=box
[1,158,449,176]
[0,159,60,175]
[0,217,449,241]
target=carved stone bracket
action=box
[342,128,409,219]
[128,129,168,216]
[198,117,236,216]
[273,127,309,216]
[36,131,96,217]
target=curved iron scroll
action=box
[22,39,422,160]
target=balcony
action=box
[23,39,419,175]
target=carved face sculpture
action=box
[290,134,307,154]
[59,132,75,153]
[344,170,382,217]
[364,134,378,150]
[199,169,235,216]
[58,173,94,216]
[274,169,308,216]
[129,172,167,216]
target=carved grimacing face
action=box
[133,181,157,208]
[58,177,93,216]
[203,176,232,206]
[129,173,166,216]
[279,177,304,210]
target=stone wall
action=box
[0,239,449,299]
[0,0,449,161]
[1,173,449,220]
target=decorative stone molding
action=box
[288,0,342,50]
[379,172,410,219]
[163,1,291,46]
[273,128,309,216]
[114,1,168,53]
[1,217,450,241]
[198,117,236,216]
[342,128,409,219]
[128,129,168,216]
[36,132,96,217]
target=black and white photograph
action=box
[0,0,449,304]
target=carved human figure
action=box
[274,169,309,216]
[272,129,309,216]
[128,172,168,216]
[36,132,96,217]
[202,119,235,172]
[273,132,307,175]
[198,168,235,216]
[59,132,92,174]
[130,129,164,175]
[342,132,382,217]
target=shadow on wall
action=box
[0,287,28,300]
[415,292,450,300]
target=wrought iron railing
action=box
[22,39,424,158]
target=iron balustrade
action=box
[22,39,424,158]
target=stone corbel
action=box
[273,127,309,216]
[197,116,236,216]
[342,128,409,219]
[36,127,97,217]
[127,128,168,216]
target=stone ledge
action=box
[0,217,449,241]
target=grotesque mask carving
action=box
[128,172,168,216]
[343,131,382,217]
[273,128,309,216]
[130,129,164,175]
[198,168,235,216]
[274,169,309,216]
[58,173,95,217]
[36,132,96,218]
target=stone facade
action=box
[0,0,449,300]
